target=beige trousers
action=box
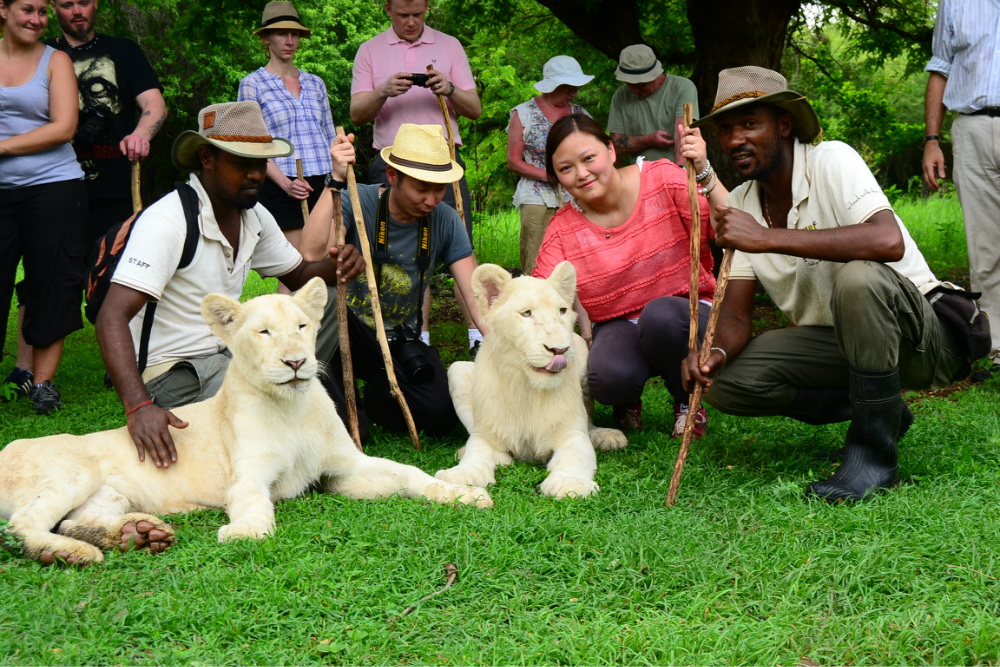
[519,204,558,274]
[951,114,1000,361]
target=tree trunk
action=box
[533,0,645,63]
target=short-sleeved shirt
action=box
[727,139,939,327]
[46,33,161,200]
[351,26,476,150]
[340,183,473,330]
[607,75,698,164]
[508,98,589,209]
[238,68,337,178]
[112,174,303,368]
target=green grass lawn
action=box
[2,196,999,665]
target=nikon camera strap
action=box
[373,187,431,331]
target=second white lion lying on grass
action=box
[0,278,491,567]
[436,262,627,499]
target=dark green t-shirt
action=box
[341,184,473,330]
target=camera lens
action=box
[396,341,435,385]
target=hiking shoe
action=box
[672,401,707,439]
[613,399,643,430]
[470,340,481,361]
[2,367,34,402]
[30,381,63,416]
[970,364,998,383]
[103,372,114,389]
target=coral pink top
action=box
[533,159,715,322]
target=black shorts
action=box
[0,179,87,347]
[368,148,474,248]
[257,174,327,231]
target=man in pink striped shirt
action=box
[350,0,484,352]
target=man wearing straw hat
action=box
[301,124,486,441]
[95,101,365,469]
[681,66,973,503]
[608,44,698,165]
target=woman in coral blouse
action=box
[533,114,715,436]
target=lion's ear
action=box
[472,264,511,314]
[202,293,246,341]
[292,276,328,325]
[547,261,577,305]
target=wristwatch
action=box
[324,173,347,190]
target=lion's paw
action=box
[435,466,494,488]
[590,426,628,452]
[38,543,103,567]
[539,475,599,499]
[423,482,494,508]
[217,521,274,542]
[117,514,176,554]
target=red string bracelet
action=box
[126,399,155,417]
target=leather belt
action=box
[966,108,1000,117]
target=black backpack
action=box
[925,283,992,379]
[84,182,200,373]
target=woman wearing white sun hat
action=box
[507,55,593,274]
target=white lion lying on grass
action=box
[0,278,491,567]
[436,262,627,499]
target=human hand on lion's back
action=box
[127,404,189,468]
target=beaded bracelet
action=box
[695,161,713,183]
[126,399,155,417]
[701,172,719,195]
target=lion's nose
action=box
[545,345,569,356]
[283,358,305,371]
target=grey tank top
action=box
[0,45,84,189]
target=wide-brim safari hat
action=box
[253,1,311,37]
[172,101,295,171]
[534,55,594,93]
[691,66,821,143]
[380,124,464,184]
[615,45,663,84]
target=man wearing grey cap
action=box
[607,44,699,165]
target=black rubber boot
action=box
[806,366,902,503]
[813,403,914,463]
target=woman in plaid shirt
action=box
[238,2,336,290]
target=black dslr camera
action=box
[385,324,434,385]
[408,72,430,87]
[75,101,114,150]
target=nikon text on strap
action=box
[373,187,431,331]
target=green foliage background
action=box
[80,0,943,210]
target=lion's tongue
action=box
[545,355,568,372]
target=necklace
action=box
[585,171,625,239]
[761,189,774,229]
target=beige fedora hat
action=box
[615,45,663,84]
[253,1,311,37]
[380,124,464,184]
[172,101,295,171]
[692,66,821,143]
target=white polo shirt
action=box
[727,139,939,327]
[112,173,302,369]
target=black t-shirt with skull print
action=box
[46,33,162,200]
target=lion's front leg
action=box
[539,431,599,499]
[218,461,278,542]
[330,454,492,508]
[434,435,499,489]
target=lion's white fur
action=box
[436,263,627,499]
[0,278,491,565]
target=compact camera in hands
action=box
[75,101,115,150]
[408,73,431,88]
[385,324,434,385]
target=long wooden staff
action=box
[296,159,310,222]
[428,65,464,222]
[131,162,142,213]
[666,103,734,505]
[332,128,363,451]
[343,136,421,450]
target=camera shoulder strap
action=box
[374,187,431,331]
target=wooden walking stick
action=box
[131,161,142,213]
[343,135,422,450]
[428,65,464,222]
[332,127,363,451]
[665,103,735,505]
[296,159,310,220]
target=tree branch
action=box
[823,0,933,43]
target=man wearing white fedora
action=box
[608,44,699,165]
[96,101,365,469]
[302,124,485,440]
[681,67,978,503]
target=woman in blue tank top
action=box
[0,0,87,415]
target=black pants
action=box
[0,179,87,348]
[588,296,710,406]
[258,174,327,230]
[86,197,135,248]
[369,148,474,245]
[323,308,458,440]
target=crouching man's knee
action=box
[831,261,897,322]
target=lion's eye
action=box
[521,310,531,318]
[259,329,270,336]
[560,307,567,315]
[299,323,307,330]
